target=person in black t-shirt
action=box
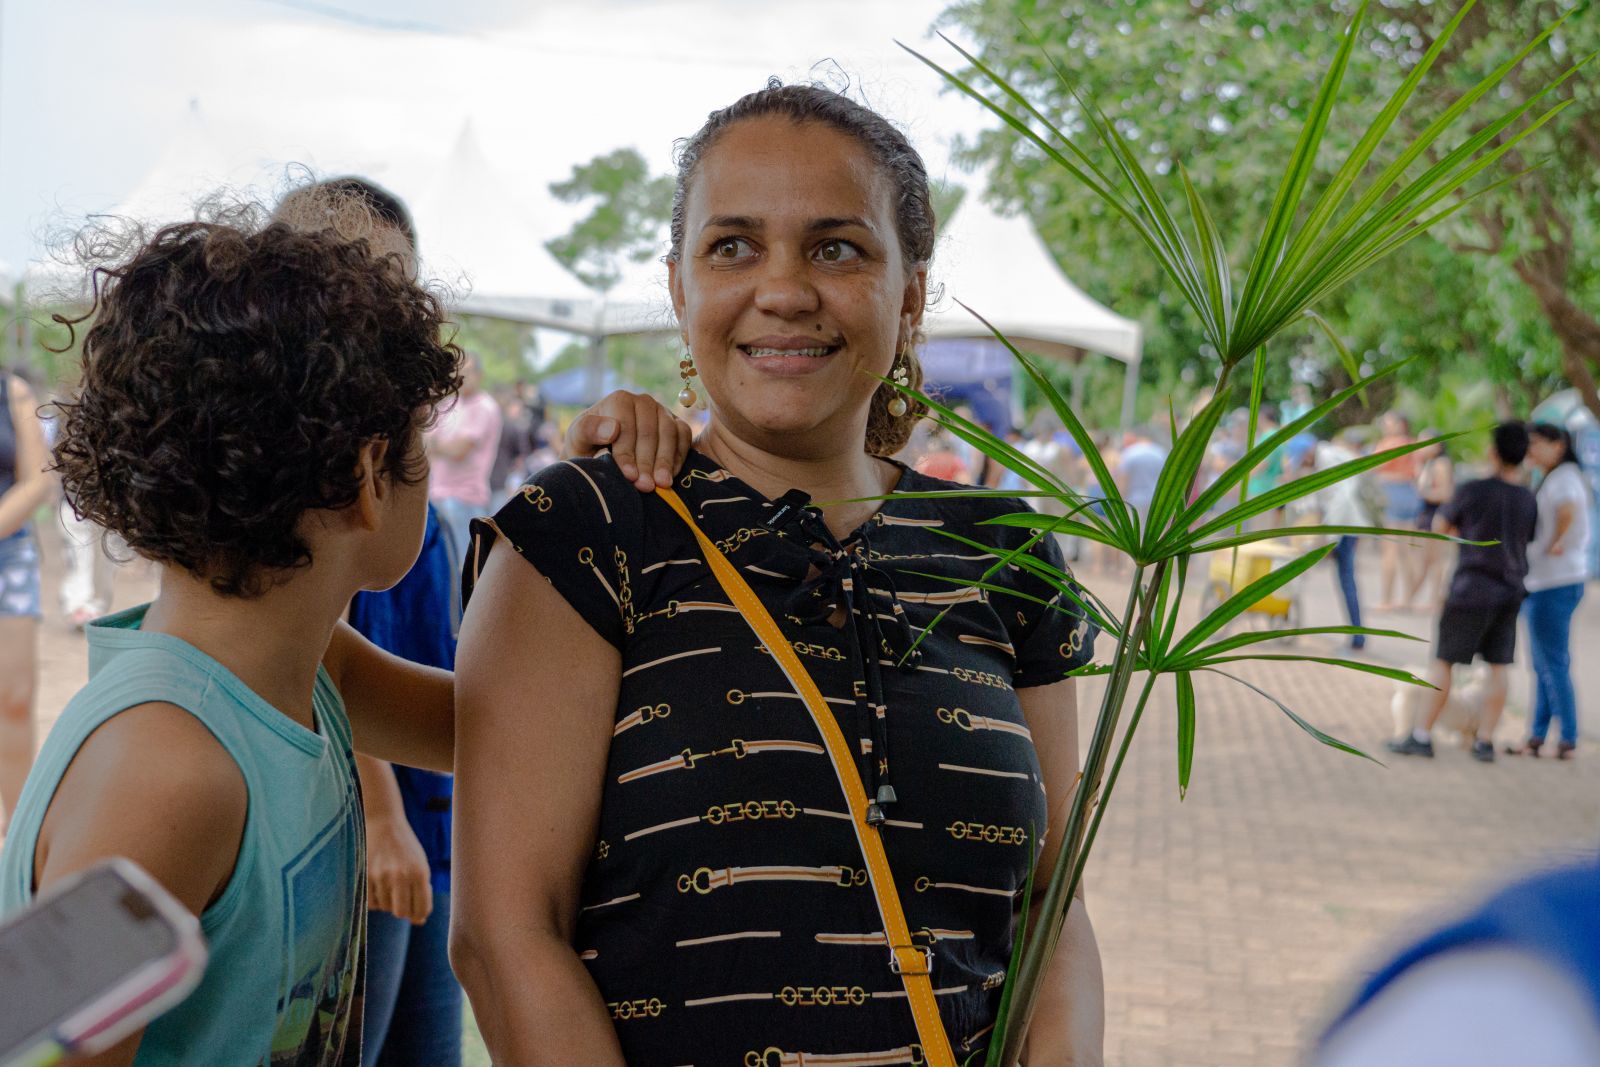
[1389,423,1537,763]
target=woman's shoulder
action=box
[1550,463,1589,493]
[512,454,654,527]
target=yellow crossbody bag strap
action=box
[657,487,958,1067]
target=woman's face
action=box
[669,116,926,455]
[1528,433,1562,472]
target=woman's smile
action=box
[738,334,844,377]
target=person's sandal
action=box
[1557,741,1576,760]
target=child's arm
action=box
[356,754,433,925]
[32,703,248,1067]
[324,623,453,773]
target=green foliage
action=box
[539,333,682,407]
[545,147,674,292]
[941,0,1600,420]
[931,178,969,234]
[447,314,538,389]
[3,300,83,389]
[895,4,1578,1062]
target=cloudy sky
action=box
[0,0,995,280]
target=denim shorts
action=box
[1381,480,1422,525]
[0,530,41,619]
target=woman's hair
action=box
[668,79,935,457]
[52,210,461,597]
[1530,421,1581,473]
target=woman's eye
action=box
[815,239,863,264]
[711,237,751,259]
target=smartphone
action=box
[0,859,207,1067]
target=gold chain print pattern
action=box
[460,450,1099,1065]
[744,1044,927,1067]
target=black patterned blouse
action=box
[464,449,1097,1066]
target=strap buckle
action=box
[888,943,934,976]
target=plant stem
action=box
[995,558,1169,1059]
[1070,667,1164,893]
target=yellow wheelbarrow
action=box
[1199,541,1304,631]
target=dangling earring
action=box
[886,340,911,418]
[678,348,699,408]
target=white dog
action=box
[1391,667,1487,747]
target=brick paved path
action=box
[1077,549,1600,1066]
[19,533,1600,1065]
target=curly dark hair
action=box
[52,214,462,597]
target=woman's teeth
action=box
[742,346,835,358]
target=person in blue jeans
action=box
[1519,423,1592,758]
[1316,433,1374,650]
[349,502,463,1067]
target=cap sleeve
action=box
[461,457,642,651]
[1006,529,1099,688]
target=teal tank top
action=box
[0,606,367,1065]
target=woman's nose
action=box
[752,251,820,318]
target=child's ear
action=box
[353,438,392,531]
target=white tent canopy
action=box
[924,190,1143,427]
[419,121,596,330]
[18,101,265,300]
[106,101,255,227]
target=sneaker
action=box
[1387,735,1435,758]
[1471,739,1495,763]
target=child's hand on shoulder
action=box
[564,390,693,493]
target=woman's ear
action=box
[353,437,393,531]
[668,257,687,327]
[901,263,928,332]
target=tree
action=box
[941,0,1598,418]
[545,147,675,293]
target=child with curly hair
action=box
[0,212,463,1065]
[0,186,695,1064]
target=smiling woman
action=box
[450,80,1103,1067]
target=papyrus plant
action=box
[888,2,1590,1062]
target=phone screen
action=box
[0,866,181,1051]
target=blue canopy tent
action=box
[920,338,1016,435]
[537,366,633,408]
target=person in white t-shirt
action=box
[1517,422,1592,758]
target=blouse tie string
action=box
[786,509,922,826]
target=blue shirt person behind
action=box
[348,503,461,1067]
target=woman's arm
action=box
[1546,501,1577,555]
[1018,677,1106,1067]
[0,377,56,539]
[450,545,627,1065]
